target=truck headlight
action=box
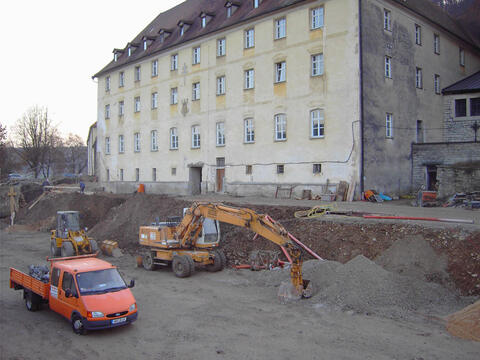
[129,303,136,312]
[88,311,104,318]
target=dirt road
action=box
[1,230,479,360]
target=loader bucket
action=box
[277,279,312,303]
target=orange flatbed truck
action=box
[9,254,138,334]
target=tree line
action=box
[0,106,87,179]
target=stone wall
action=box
[437,165,480,198]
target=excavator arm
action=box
[175,202,311,299]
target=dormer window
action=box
[253,0,261,8]
[128,47,132,57]
[225,1,240,17]
[178,21,192,37]
[127,43,139,57]
[199,12,214,28]
[114,53,118,62]
[158,29,172,43]
[202,16,207,28]
[112,49,124,62]
[141,36,155,51]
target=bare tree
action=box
[64,133,87,174]
[13,106,60,178]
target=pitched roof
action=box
[442,70,480,95]
[93,0,480,78]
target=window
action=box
[180,25,185,37]
[171,167,177,176]
[227,6,232,18]
[192,82,200,101]
[245,28,255,48]
[455,99,466,117]
[119,72,125,87]
[275,61,286,83]
[416,67,423,89]
[253,0,260,9]
[313,164,322,174]
[143,40,148,51]
[120,169,124,181]
[277,164,284,174]
[151,92,158,109]
[192,47,201,65]
[217,76,226,95]
[311,54,324,76]
[416,120,424,143]
[459,48,465,67]
[244,69,254,89]
[246,165,252,174]
[434,74,440,94]
[106,169,110,181]
[171,88,178,105]
[384,56,392,78]
[311,7,324,29]
[118,135,125,153]
[216,157,225,167]
[275,18,286,39]
[415,24,422,45]
[386,113,393,138]
[216,122,225,146]
[134,66,141,82]
[191,125,200,148]
[201,16,207,28]
[274,114,287,141]
[128,47,132,57]
[217,38,226,57]
[471,98,480,116]
[170,128,178,149]
[135,168,140,182]
[105,104,110,119]
[105,76,110,92]
[310,109,325,138]
[384,9,392,31]
[134,132,141,152]
[151,60,158,77]
[244,118,255,143]
[151,130,158,151]
[62,272,77,297]
[51,267,60,287]
[152,168,157,182]
[119,101,125,116]
[171,54,178,71]
[434,34,440,54]
[134,96,141,112]
[105,137,110,154]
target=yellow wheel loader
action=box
[50,211,98,257]
[139,202,312,300]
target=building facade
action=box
[93,0,480,197]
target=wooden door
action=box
[216,169,225,192]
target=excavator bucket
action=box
[277,280,312,303]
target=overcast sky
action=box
[0,0,184,142]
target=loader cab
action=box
[183,208,220,245]
[57,211,80,237]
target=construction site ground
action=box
[1,189,480,359]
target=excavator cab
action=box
[182,208,220,245]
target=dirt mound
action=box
[447,300,480,342]
[15,192,126,231]
[88,194,190,249]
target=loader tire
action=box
[61,242,74,257]
[50,239,60,257]
[89,239,98,253]
[207,250,225,272]
[142,252,156,271]
[24,290,40,312]
[172,255,191,278]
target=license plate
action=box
[111,317,127,324]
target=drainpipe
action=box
[358,0,365,194]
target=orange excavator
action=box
[139,202,312,300]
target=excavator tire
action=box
[142,251,156,271]
[184,254,195,275]
[206,250,225,272]
[172,255,192,278]
[50,239,61,257]
[89,239,98,253]
[61,242,75,257]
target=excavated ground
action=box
[5,192,480,297]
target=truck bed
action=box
[10,268,50,299]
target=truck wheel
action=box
[172,255,191,278]
[50,239,60,257]
[71,314,87,335]
[89,239,98,253]
[61,242,74,257]
[206,250,225,272]
[185,254,195,275]
[24,290,39,311]
[142,252,156,271]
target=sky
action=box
[0,0,184,142]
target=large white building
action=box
[92,0,480,196]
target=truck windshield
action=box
[75,268,127,295]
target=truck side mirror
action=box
[65,289,72,298]
[128,280,135,288]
